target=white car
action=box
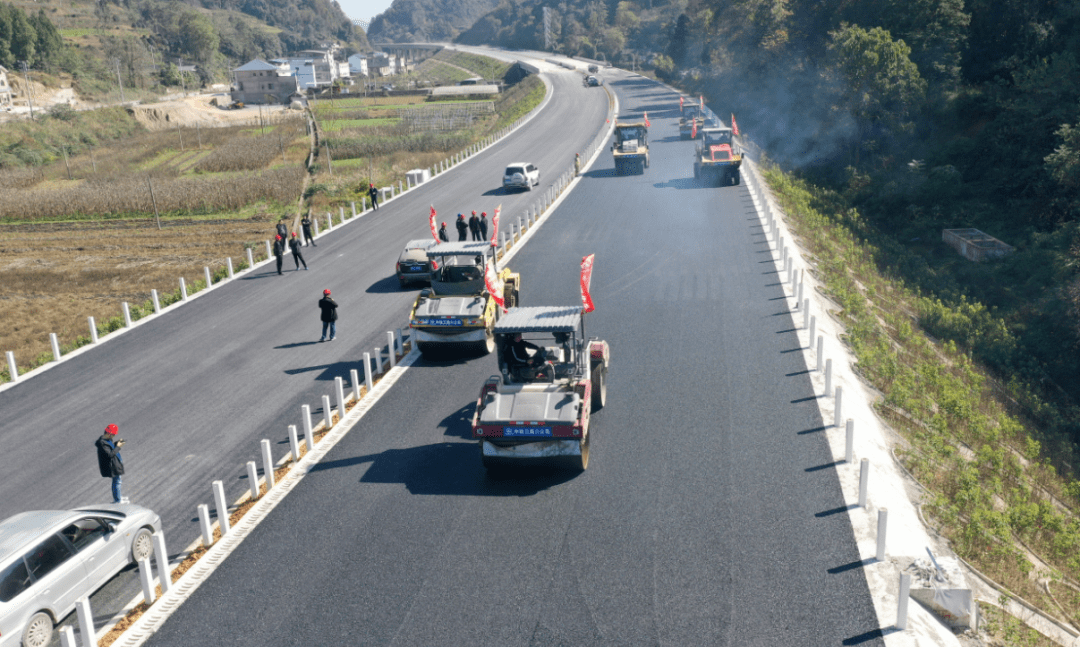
[503,163,539,192]
[0,504,161,647]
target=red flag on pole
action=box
[679,96,684,108]
[700,95,704,107]
[731,114,739,137]
[429,205,439,243]
[644,111,650,128]
[489,204,501,247]
[580,254,595,313]
[485,260,505,311]
[691,119,697,139]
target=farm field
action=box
[0,116,311,380]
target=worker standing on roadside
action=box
[301,213,316,247]
[438,221,449,242]
[95,424,126,504]
[479,212,489,241]
[469,211,481,241]
[369,183,380,210]
[290,233,308,270]
[319,289,338,342]
[274,235,286,275]
[456,213,468,241]
[276,217,289,242]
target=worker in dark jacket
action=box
[455,213,468,241]
[301,214,316,247]
[479,212,489,242]
[319,289,338,341]
[438,222,449,242]
[95,424,125,503]
[289,233,308,270]
[368,183,379,210]
[469,211,481,241]
[276,218,289,243]
[273,235,286,275]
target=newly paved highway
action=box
[143,69,885,645]
[0,62,608,637]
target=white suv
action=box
[503,163,539,192]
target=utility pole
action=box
[115,58,126,104]
[178,57,187,97]
[20,61,34,120]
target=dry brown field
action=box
[0,116,310,380]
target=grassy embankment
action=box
[764,164,1080,628]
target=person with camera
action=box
[95,424,126,504]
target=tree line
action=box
[0,3,64,70]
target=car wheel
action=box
[526,181,532,191]
[561,420,590,472]
[22,612,52,647]
[733,170,741,185]
[131,527,153,563]
[591,364,607,410]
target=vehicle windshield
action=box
[505,166,526,175]
[499,331,580,382]
[616,127,643,141]
[703,130,733,146]
[429,255,486,295]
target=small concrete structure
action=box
[0,65,12,110]
[905,555,977,631]
[406,168,431,186]
[431,85,500,97]
[942,228,1014,262]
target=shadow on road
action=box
[652,178,699,190]
[366,275,407,294]
[308,442,578,496]
[275,341,321,349]
[283,360,356,382]
[438,401,476,439]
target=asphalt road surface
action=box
[0,64,609,640]
[143,70,885,645]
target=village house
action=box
[0,66,12,110]
[231,59,299,104]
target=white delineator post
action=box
[387,332,396,369]
[138,558,156,604]
[227,258,234,278]
[212,480,230,534]
[288,424,300,461]
[50,333,61,361]
[396,328,404,354]
[374,347,383,375]
[335,377,347,423]
[123,302,132,327]
[340,206,345,224]
[302,404,314,451]
[246,461,260,499]
[246,248,254,268]
[825,359,833,396]
[326,214,333,231]
[835,386,843,427]
[89,317,99,343]
[876,508,888,561]
[180,277,188,302]
[322,394,333,428]
[816,335,823,371]
[261,439,275,489]
[204,266,212,288]
[265,240,272,258]
[364,352,374,393]
[845,419,855,463]
[5,351,17,383]
[75,597,94,646]
[351,201,356,217]
[858,458,869,508]
[198,503,214,547]
[59,626,76,647]
[152,532,171,592]
[350,369,361,401]
[897,573,912,629]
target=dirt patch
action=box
[128,96,296,130]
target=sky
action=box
[337,0,396,33]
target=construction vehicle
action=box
[408,241,520,356]
[693,126,743,186]
[679,102,703,140]
[611,122,649,175]
[471,305,610,472]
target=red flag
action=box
[691,119,697,139]
[485,260,506,310]
[489,204,501,246]
[580,254,595,313]
[429,205,439,243]
[731,113,739,137]
[644,111,650,128]
[700,95,704,107]
[679,96,684,108]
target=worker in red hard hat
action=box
[438,221,449,242]
[455,213,468,241]
[96,424,126,503]
[273,234,286,275]
[289,232,308,271]
[368,183,380,210]
[319,289,338,341]
[479,212,489,241]
[469,211,481,241]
